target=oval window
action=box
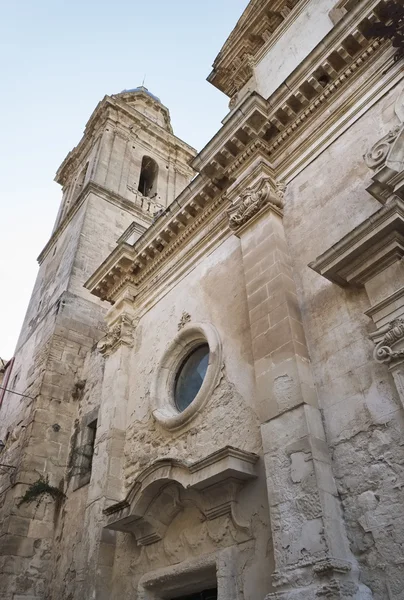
[174,344,209,412]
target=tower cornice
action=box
[55,95,196,187]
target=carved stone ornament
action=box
[364,86,404,204]
[97,314,136,356]
[229,92,239,110]
[227,178,285,231]
[373,318,404,364]
[177,311,191,331]
[364,125,402,171]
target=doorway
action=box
[171,591,217,600]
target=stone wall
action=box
[284,83,404,600]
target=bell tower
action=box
[0,87,196,600]
[54,85,195,236]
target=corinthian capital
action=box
[227,178,285,231]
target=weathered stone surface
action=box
[2,2,404,599]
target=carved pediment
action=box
[103,446,258,546]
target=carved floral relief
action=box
[227,177,285,231]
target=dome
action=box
[120,86,161,104]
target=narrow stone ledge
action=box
[309,197,404,287]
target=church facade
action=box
[1,1,404,599]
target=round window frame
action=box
[151,322,222,431]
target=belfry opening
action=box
[138,155,159,198]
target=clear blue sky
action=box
[0,0,248,358]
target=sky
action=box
[0,0,249,359]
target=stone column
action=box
[80,286,137,600]
[227,176,371,599]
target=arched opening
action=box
[138,156,158,198]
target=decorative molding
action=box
[364,124,404,203]
[151,322,223,431]
[208,0,305,96]
[312,558,352,574]
[227,177,285,231]
[97,314,137,356]
[104,446,258,546]
[364,125,402,170]
[126,185,164,217]
[86,192,228,303]
[56,94,195,188]
[364,285,404,327]
[138,552,219,599]
[372,317,404,364]
[364,86,404,203]
[308,197,404,287]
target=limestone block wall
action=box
[67,192,140,303]
[0,183,155,600]
[284,83,404,599]
[120,133,193,208]
[15,202,87,352]
[0,294,106,600]
[45,343,105,600]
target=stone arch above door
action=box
[103,446,258,546]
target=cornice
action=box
[127,209,231,320]
[308,197,404,286]
[194,0,393,188]
[55,97,112,186]
[112,95,196,157]
[85,191,229,302]
[208,0,305,97]
[85,162,282,307]
[365,285,404,320]
[55,94,196,187]
[276,43,402,181]
[114,88,173,133]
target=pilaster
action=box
[82,284,138,600]
[228,172,370,599]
